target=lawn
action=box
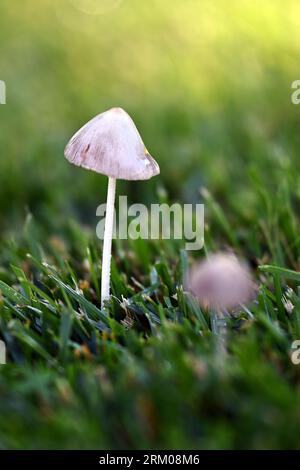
[0,0,300,449]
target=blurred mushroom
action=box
[65,107,160,308]
[186,253,256,314]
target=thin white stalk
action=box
[212,311,228,368]
[101,177,116,308]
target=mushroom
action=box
[186,253,256,314]
[186,253,256,363]
[65,107,160,308]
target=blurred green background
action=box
[1,0,300,235]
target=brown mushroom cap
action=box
[64,107,160,180]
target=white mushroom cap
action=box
[65,107,160,180]
[187,253,256,312]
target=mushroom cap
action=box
[64,107,160,180]
[186,253,256,312]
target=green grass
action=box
[1,199,300,449]
[1,0,300,450]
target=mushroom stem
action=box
[101,177,116,308]
[212,311,228,368]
